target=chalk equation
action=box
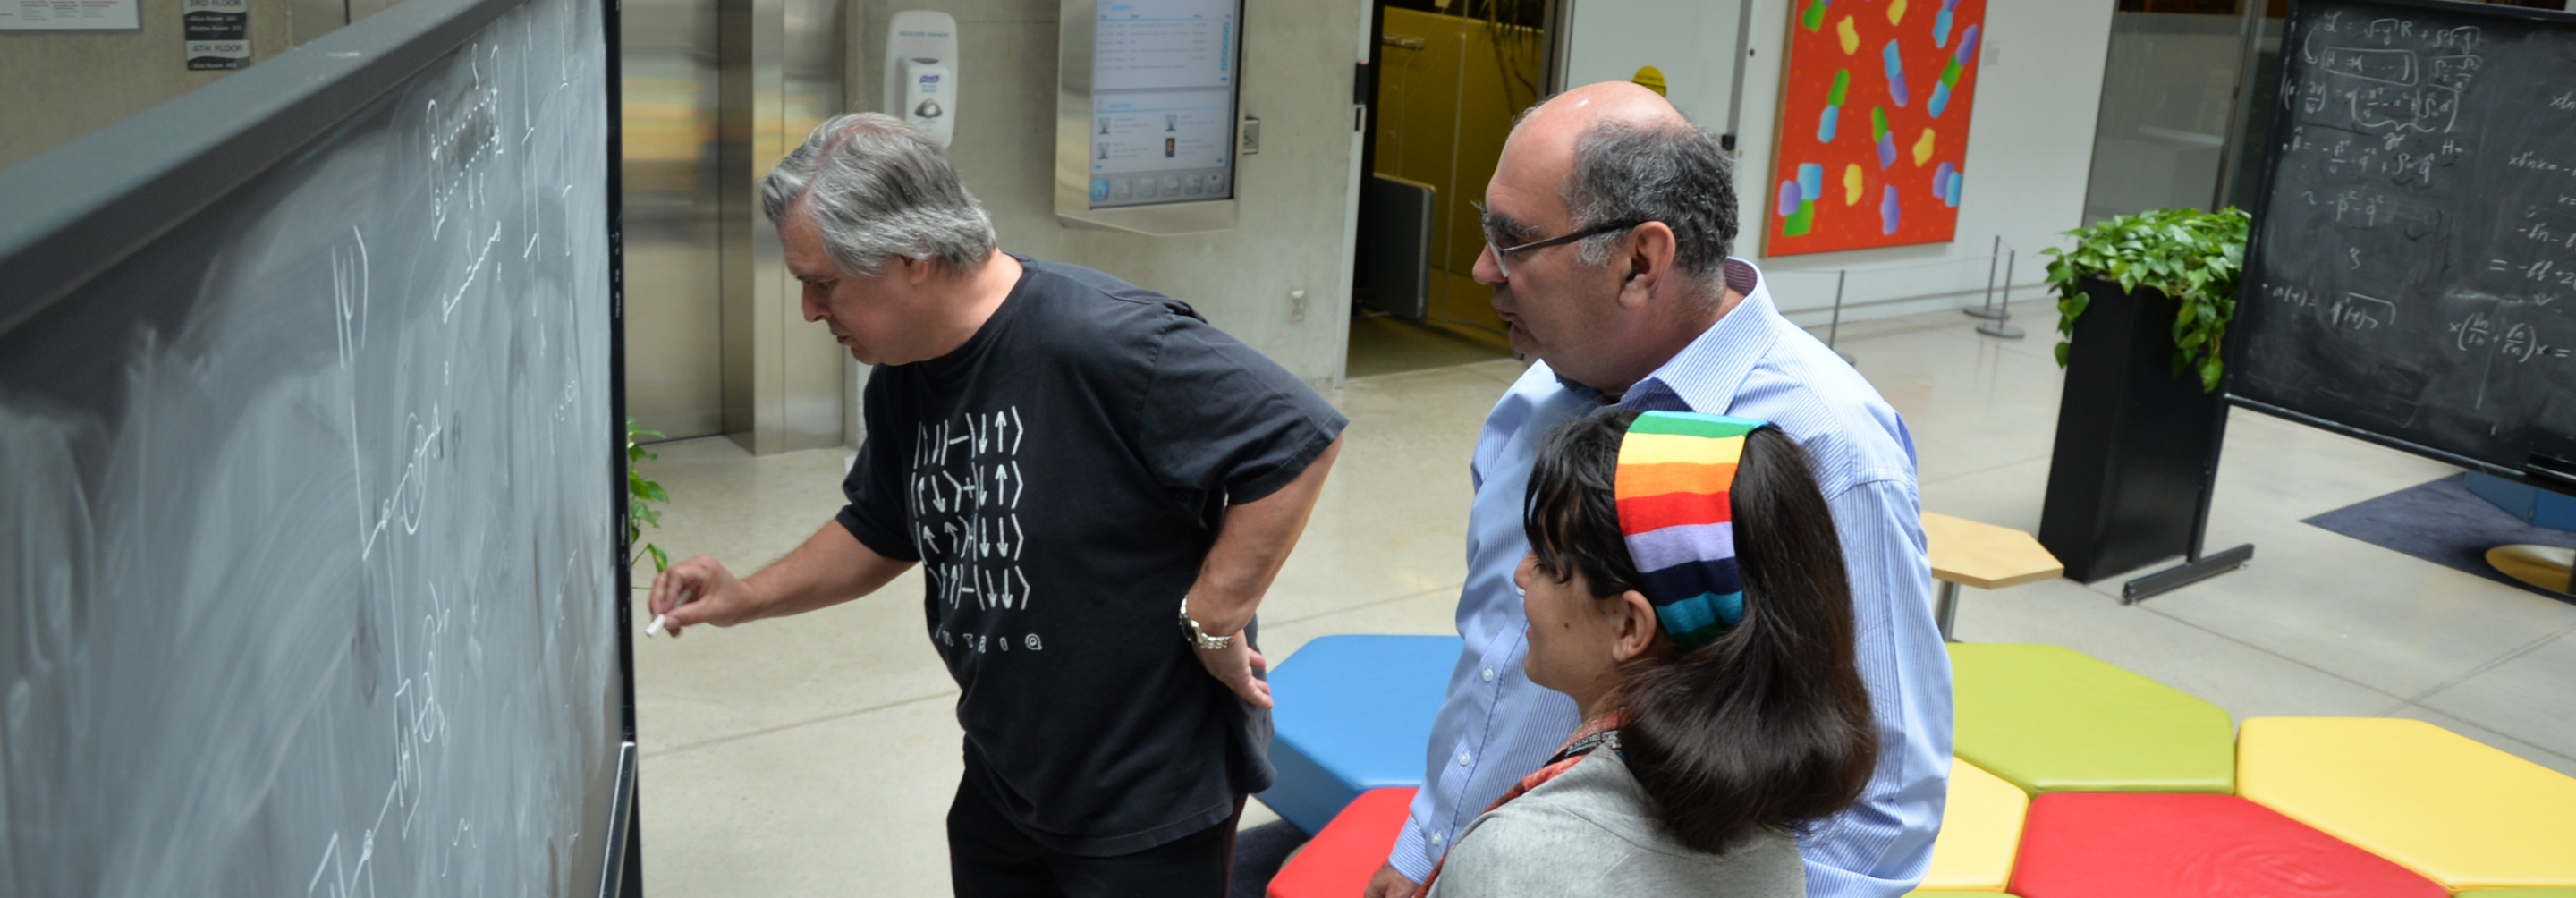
[2327,292,2397,331]
[2277,121,2461,187]
[2272,11,2502,191]
[301,0,616,892]
[2284,186,2449,238]
[2487,258,2576,289]
[2453,311,2571,364]
[2513,209,2576,251]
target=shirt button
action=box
[1431,831,1446,846]
[1481,667,1496,682]
[1457,750,1473,766]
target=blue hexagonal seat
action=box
[1258,634,1462,834]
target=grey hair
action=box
[1562,118,1738,298]
[759,113,997,276]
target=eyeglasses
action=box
[1480,215,1649,279]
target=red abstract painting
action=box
[1763,0,1987,257]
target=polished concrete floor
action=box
[630,300,2576,897]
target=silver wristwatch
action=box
[1179,595,1232,650]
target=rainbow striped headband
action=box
[1614,411,1765,650]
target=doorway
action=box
[1346,0,1549,378]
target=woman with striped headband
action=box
[1422,409,1879,898]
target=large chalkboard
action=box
[0,0,636,891]
[2234,0,2576,481]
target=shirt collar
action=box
[1555,258,1781,412]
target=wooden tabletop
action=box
[1922,512,2064,589]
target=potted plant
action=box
[2034,208,2249,582]
[629,418,672,576]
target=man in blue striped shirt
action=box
[1365,82,1952,898]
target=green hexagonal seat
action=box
[1948,643,2235,795]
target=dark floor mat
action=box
[1231,819,1311,898]
[2301,473,2575,603]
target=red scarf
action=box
[1413,711,1631,897]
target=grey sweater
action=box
[1426,750,1806,898]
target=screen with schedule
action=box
[1086,0,1239,208]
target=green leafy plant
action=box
[2041,207,2250,393]
[627,418,671,575]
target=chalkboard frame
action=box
[0,0,643,890]
[2231,0,2576,496]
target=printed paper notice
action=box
[0,0,139,30]
[182,0,246,69]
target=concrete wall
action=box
[1561,0,1744,128]
[852,0,1369,389]
[1724,0,2115,326]
[0,0,296,169]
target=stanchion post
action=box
[1968,235,2007,320]
[1827,269,1855,364]
[1977,249,2026,339]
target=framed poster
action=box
[0,0,139,30]
[1764,0,1986,256]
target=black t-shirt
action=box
[837,257,1347,856]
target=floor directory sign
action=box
[1085,0,1239,209]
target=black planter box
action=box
[2038,277,2228,582]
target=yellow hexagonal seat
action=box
[1949,644,2236,794]
[2237,717,2576,892]
[1917,758,2029,892]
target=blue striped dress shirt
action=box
[1386,259,1953,898]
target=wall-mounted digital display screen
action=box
[1084,0,1238,208]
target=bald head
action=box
[1496,83,1688,211]
[1517,81,1690,148]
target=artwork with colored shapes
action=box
[1766,0,1984,256]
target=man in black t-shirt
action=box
[646,114,1347,898]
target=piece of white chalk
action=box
[646,614,670,638]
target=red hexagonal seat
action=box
[2009,792,2445,898]
[1267,787,1415,898]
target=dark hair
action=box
[1522,408,1877,855]
[1562,119,1739,298]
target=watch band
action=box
[1179,595,1232,650]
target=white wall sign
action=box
[182,0,249,69]
[0,0,140,31]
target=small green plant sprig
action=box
[626,418,671,575]
[2041,207,2250,393]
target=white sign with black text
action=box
[183,0,248,69]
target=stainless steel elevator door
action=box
[621,0,726,440]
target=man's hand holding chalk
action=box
[642,525,918,640]
[645,554,756,639]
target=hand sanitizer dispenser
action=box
[900,57,953,148]
[884,11,959,148]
